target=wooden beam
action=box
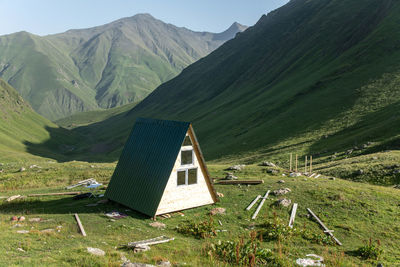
[74,213,87,237]
[307,208,342,246]
[218,180,264,185]
[252,191,270,220]
[28,192,81,197]
[246,195,261,211]
[288,203,298,228]
[289,153,292,172]
[127,236,174,247]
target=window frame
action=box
[180,148,194,166]
[176,167,198,186]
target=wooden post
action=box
[288,203,298,228]
[305,156,308,173]
[310,156,313,173]
[246,195,261,211]
[307,208,342,246]
[295,154,298,172]
[252,191,270,220]
[289,153,292,171]
[74,213,86,237]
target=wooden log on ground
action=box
[218,180,264,185]
[252,191,270,220]
[127,236,174,247]
[307,208,342,246]
[74,213,87,237]
[288,203,298,228]
[28,192,81,197]
[246,195,261,211]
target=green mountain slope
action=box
[0,78,75,161]
[0,14,247,120]
[61,0,400,166]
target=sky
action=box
[0,0,289,36]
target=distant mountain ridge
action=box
[0,14,247,120]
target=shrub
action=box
[355,239,383,260]
[300,229,335,246]
[209,235,288,267]
[176,217,216,239]
[258,217,297,241]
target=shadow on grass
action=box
[0,196,148,219]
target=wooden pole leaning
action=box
[252,191,270,220]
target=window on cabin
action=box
[181,150,193,165]
[188,168,197,184]
[177,170,186,186]
[177,168,198,186]
[183,135,192,146]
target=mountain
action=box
[0,78,75,161]
[0,14,247,120]
[57,0,400,163]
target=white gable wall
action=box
[155,139,215,215]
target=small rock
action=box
[87,247,105,256]
[19,167,26,172]
[346,149,353,155]
[267,169,279,174]
[273,188,291,196]
[133,245,151,253]
[17,248,25,252]
[17,230,29,234]
[226,164,245,171]
[29,165,39,169]
[90,165,95,168]
[224,173,237,180]
[260,161,276,167]
[11,216,18,221]
[210,207,226,215]
[29,218,42,222]
[275,198,291,207]
[6,195,21,202]
[157,260,171,267]
[149,222,166,229]
[372,156,378,160]
[329,177,336,180]
[393,170,400,174]
[41,229,55,233]
[216,192,224,198]
[277,180,285,184]
[19,216,25,222]
[282,173,286,176]
[290,172,301,177]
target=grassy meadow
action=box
[0,158,399,266]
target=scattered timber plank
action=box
[315,174,321,178]
[309,173,316,178]
[218,180,264,185]
[74,213,87,237]
[252,190,270,220]
[126,236,174,248]
[28,192,81,197]
[6,195,22,202]
[307,208,342,246]
[66,178,96,189]
[246,195,261,211]
[288,203,298,228]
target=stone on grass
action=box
[157,260,171,267]
[19,167,26,172]
[29,218,42,222]
[210,207,226,215]
[6,195,21,202]
[329,177,336,180]
[133,245,151,253]
[356,169,364,175]
[13,223,23,228]
[273,188,291,196]
[41,229,55,233]
[275,198,292,207]
[372,156,378,160]
[149,222,166,229]
[17,248,25,252]
[17,230,29,234]
[226,164,245,171]
[216,192,224,198]
[18,216,25,222]
[277,180,285,184]
[224,173,237,180]
[261,161,276,167]
[11,216,18,221]
[290,173,301,177]
[87,247,105,256]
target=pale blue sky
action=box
[0,0,289,36]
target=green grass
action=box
[0,160,399,266]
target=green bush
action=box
[300,229,335,246]
[176,217,216,239]
[355,239,384,260]
[258,217,297,241]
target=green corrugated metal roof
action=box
[105,118,190,216]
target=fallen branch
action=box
[74,213,87,237]
[218,180,264,185]
[307,208,342,246]
[126,236,174,248]
[28,192,81,197]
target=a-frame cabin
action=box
[105,118,218,217]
